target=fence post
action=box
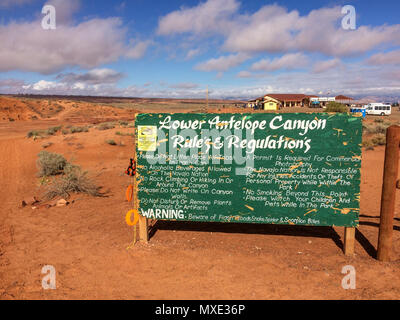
[377,126,400,262]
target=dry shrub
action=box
[43,164,102,200]
[118,120,129,127]
[371,133,386,146]
[70,126,89,133]
[46,126,62,135]
[115,131,134,137]
[106,139,117,145]
[97,122,115,131]
[37,151,67,177]
[365,123,389,134]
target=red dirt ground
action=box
[1,98,400,300]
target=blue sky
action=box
[0,0,400,99]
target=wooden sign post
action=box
[377,126,400,261]
[135,113,363,253]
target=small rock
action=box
[56,199,69,207]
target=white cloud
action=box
[158,1,400,58]
[45,0,80,25]
[169,82,199,89]
[0,79,26,87]
[0,18,127,74]
[195,53,249,72]
[224,5,299,54]
[125,40,152,59]
[157,0,240,36]
[250,53,310,72]
[236,71,253,78]
[24,80,61,91]
[0,4,151,75]
[4,62,400,100]
[367,50,400,65]
[185,49,201,60]
[0,0,33,7]
[56,68,125,85]
[312,58,342,73]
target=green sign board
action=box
[135,113,362,227]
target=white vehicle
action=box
[365,103,392,116]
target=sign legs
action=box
[344,227,355,256]
[139,215,149,243]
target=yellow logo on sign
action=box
[138,126,157,152]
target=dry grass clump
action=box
[46,126,62,135]
[37,151,67,177]
[70,126,89,133]
[362,133,387,150]
[115,131,134,137]
[97,122,116,131]
[371,133,386,146]
[363,122,391,135]
[106,139,117,145]
[37,151,102,200]
[27,126,63,139]
[43,164,102,200]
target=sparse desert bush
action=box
[28,126,63,139]
[118,120,129,127]
[46,126,62,135]
[43,164,102,200]
[27,130,42,139]
[115,131,134,137]
[371,133,386,146]
[106,139,117,146]
[363,122,391,135]
[70,126,89,133]
[37,151,67,177]
[97,122,115,131]
[325,102,348,113]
